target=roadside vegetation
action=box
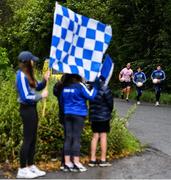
[0,49,142,173]
[113,88,171,105]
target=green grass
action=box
[114,88,171,105]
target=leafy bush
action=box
[0,67,142,163]
[0,47,14,80]
[129,89,171,105]
[108,105,141,156]
[36,79,64,160]
[0,48,21,161]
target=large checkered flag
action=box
[49,2,112,81]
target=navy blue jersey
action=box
[133,72,146,84]
[151,70,166,81]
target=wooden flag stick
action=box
[42,79,49,118]
[42,59,50,118]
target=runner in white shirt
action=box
[119,63,133,101]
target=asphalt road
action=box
[1,98,171,179]
[42,99,171,179]
[115,98,171,156]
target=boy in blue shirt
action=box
[151,65,166,106]
[133,66,146,104]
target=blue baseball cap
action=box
[18,51,39,62]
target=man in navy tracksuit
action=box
[151,65,166,106]
[133,67,146,104]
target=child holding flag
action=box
[16,51,50,179]
[58,74,98,172]
[88,76,113,167]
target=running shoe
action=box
[137,101,140,105]
[155,101,159,106]
[99,161,112,167]
[88,160,98,167]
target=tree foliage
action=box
[0,0,171,92]
[109,0,171,91]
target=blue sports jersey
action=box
[151,70,166,81]
[16,70,46,105]
[61,82,97,116]
[133,72,146,84]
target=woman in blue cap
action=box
[16,51,50,179]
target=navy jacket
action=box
[133,72,146,84]
[151,70,166,81]
[89,84,113,122]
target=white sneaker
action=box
[155,101,159,106]
[16,167,37,179]
[29,165,46,177]
[137,101,140,105]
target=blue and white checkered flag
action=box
[49,2,112,81]
[99,54,114,86]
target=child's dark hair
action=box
[63,74,82,87]
[137,66,142,70]
[54,73,83,97]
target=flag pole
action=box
[42,59,50,118]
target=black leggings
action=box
[64,115,85,157]
[19,104,38,168]
[154,84,162,102]
[136,87,143,101]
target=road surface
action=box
[43,99,171,179]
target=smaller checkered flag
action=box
[49,2,112,81]
[99,54,114,86]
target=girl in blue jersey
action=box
[59,74,97,172]
[151,65,166,106]
[16,51,50,179]
[133,67,146,104]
